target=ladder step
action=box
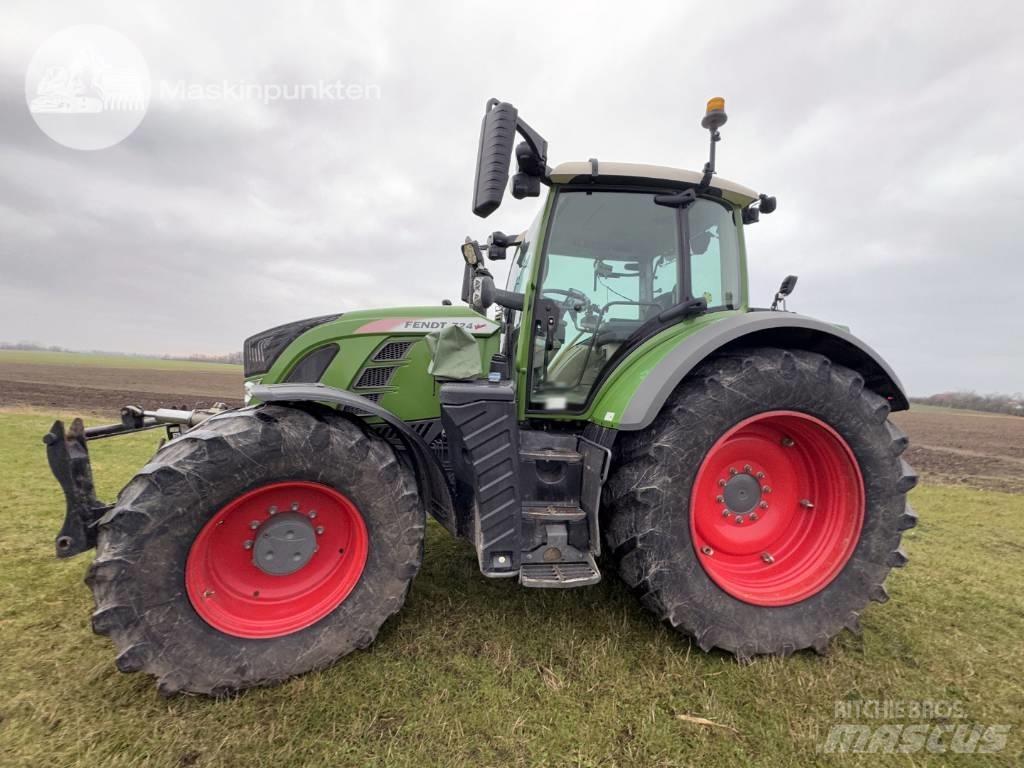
[520,448,582,464]
[522,504,586,522]
[520,555,601,588]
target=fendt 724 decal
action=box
[354,317,499,335]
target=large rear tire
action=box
[605,348,917,659]
[87,404,424,696]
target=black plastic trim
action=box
[243,314,342,377]
[283,343,339,384]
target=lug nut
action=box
[749,512,759,521]
[308,510,317,519]
[701,545,714,556]
[249,520,260,530]
[729,467,738,476]
[718,479,727,487]
[735,516,745,525]
[800,499,815,509]
[290,502,300,512]
[781,437,795,447]
[759,500,769,509]
[762,486,772,494]
[716,495,725,503]
[743,464,753,473]
[756,471,765,479]
[203,589,215,599]
[243,539,253,550]
[268,505,278,516]
[315,526,325,535]
[761,552,775,564]
[721,508,731,517]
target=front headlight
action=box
[243,379,259,405]
[242,314,341,377]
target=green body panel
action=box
[584,309,745,427]
[248,306,500,423]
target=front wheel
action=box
[88,404,424,696]
[605,348,918,659]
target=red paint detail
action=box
[354,318,402,334]
[690,411,865,607]
[186,481,369,639]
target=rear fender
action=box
[608,313,908,431]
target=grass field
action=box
[1,408,1022,767]
[0,350,241,373]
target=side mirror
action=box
[472,101,518,218]
[759,194,777,214]
[778,274,798,296]
[771,274,798,311]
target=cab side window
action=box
[688,199,740,309]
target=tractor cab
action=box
[462,98,771,418]
[500,165,753,412]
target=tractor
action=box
[44,97,917,696]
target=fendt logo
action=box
[25,24,150,150]
[354,317,499,336]
[400,320,489,331]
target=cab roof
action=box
[550,161,758,206]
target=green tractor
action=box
[45,98,916,696]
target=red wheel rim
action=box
[690,411,864,606]
[186,481,369,639]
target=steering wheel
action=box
[541,288,594,331]
[543,288,591,318]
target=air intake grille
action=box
[373,340,415,362]
[355,366,395,389]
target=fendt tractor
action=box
[45,98,917,696]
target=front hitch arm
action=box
[44,419,112,558]
[43,404,232,558]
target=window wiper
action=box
[586,296,709,396]
[655,296,707,324]
[607,296,709,364]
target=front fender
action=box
[598,312,908,431]
[249,383,456,534]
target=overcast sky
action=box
[1,1,1022,396]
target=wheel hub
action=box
[185,481,369,639]
[723,473,760,515]
[252,512,317,575]
[690,411,865,606]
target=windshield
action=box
[529,189,740,411]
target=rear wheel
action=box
[605,348,917,659]
[88,404,424,696]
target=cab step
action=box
[521,503,586,522]
[519,554,601,588]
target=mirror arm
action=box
[471,273,525,312]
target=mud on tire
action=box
[604,347,918,659]
[87,404,424,696]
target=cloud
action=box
[1,0,1022,394]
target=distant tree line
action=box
[0,341,241,366]
[911,391,1024,416]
